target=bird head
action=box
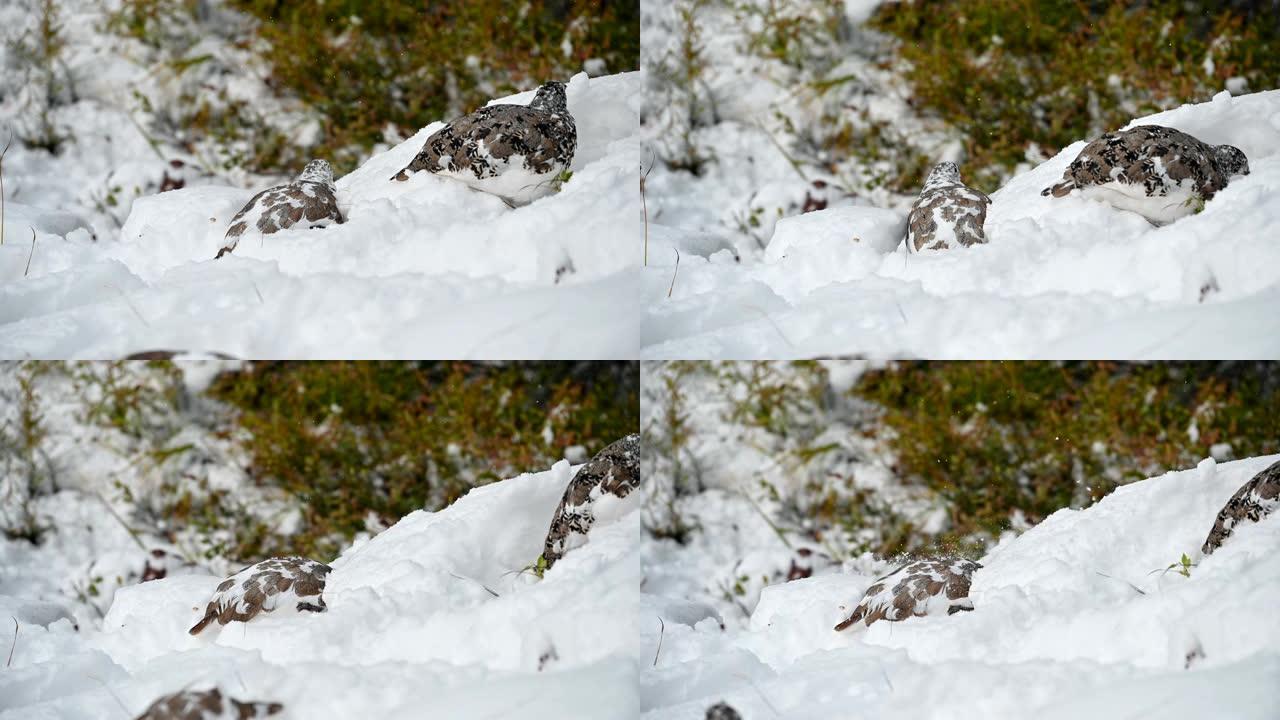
[923,161,963,190]
[530,81,569,114]
[1213,144,1249,177]
[297,159,335,185]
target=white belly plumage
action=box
[1077,177,1200,225]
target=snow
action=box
[1,460,640,719]
[641,454,1280,719]
[643,0,1280,361]
[1,49,641,357]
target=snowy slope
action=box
[641,455,1280,719]
[0,461,640,720]
[643,90,1280,359]
[0,72,641,358]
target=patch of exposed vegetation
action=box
[871,0,1280,189]
[856,361,1280,549]
[207,361,639,559]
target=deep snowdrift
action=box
[0,72,640,358]
[641,455,1280,719]
[0,462,640,720]
[643,90,1280,359]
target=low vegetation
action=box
[856,361,1280,551]
[645,361,1280,560]
[871,0,1280,189]
[206,361,639,559]
[226,0,638,173]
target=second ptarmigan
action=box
[392,81,577,206]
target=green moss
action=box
[855,361,1280,548]
[871,0,1280,189]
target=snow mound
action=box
[0,462,640,720]
[0,72,640,359]
[643,90,1280,359]
[641,455,1280,719]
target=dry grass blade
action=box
[653,616,664,666]
[641,150,655,267]
[667,248,680,298]
[25,227,36,277]
[6,617,16,668]
[0,133,11,246]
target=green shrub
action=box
[871,0,1280,189]
[855,361,1280,549]
[208,361,639,559]
[226,0,640,173]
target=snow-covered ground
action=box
[641,454,1280,719]
[0,361,640,719]
[0,0,640,358]
[640,0,1280,359]
[2,461,640,719]
[0,361,642,718]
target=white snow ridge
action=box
[0,72,641,359]
[0,461,641,720]
[643,90,1280,359]
[641,455,1280,720]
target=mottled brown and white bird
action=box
[391,81,576,206]
[541,433,640,571]
[705,701,743,720]
[1202,460,1280,556]
[1041,125,1249,224]
[906,162,991,252]
[133,688,282,720]
[216,159,344,258]
[189,556,331,635]
[834,558,980,631]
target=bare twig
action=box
[94,491,146,551]
[24,227,36,276]
[448,571,499,598]
[1095,570,1146,595]
[1,133,12,246]
[667,248,680,298]
[108,284,151,327]
[641,149,655,267]
[87,673,134,719]
[736,489,793,550]
[734,673,782,717]
[652,616,664,666]
[744,304,796,349]
[6,617,16,668]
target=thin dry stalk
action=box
[0,133,12,246]
[25,228,36,276]
[667,249,681,298]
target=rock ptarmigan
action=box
[133,688,282,720]
[189,556,331,635]
[906,162,991,252]
[391,81,577,206]
[541,433,640,571]
[1202,459,1280,555]
[705,702,743,720]
[1041,125,1249,225]
[216,159,344,258]
[834,558,980,631]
